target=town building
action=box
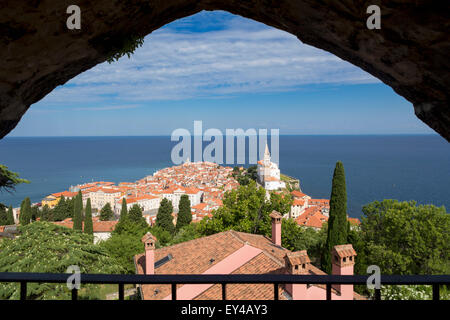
[288,190,360,229]
[257,144,286,191]
[134,211,364,300]
[52,217,118,244]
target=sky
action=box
[8,10,435,137]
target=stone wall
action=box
[1,1,449,140]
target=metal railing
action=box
[0,272,448,301]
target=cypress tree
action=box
[156,198,175,234]
[73,190,83,231]
[176,194,192,231]
[128,204,147,227]
[19,197,32,226]
[99,203,114,221]
[31,205,39,221]
[41,204,52,221]
[53,195,66,221]
[322,161,348,274]
[19,199,25,225]
[84,198,93,237]
[120,198,128,221]
[0,206,7,225]
[7,205,15,225]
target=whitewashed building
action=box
[257,143,286,191]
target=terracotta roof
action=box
[269,210,282,220]
[332,244,357,258]
[291,190,308,198]
[285,250,310,265]
[293,199,305,206]
[134,230,363,300]
[348,217,361,225]
[295,207,328,229]
[195,253,287,300]
[51,219,118,232]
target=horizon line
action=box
[3,133,439,138]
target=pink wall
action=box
[163,244,262,300]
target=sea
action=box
[0,135,448,218]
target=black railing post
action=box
[71,288,78,300]
[171,283,177,300]
[20,281,27,300]
[326,283,331,300]
[274,283,279,300]
[222,283,227,300]
[432,284,440,301]
[374,288,381,301]
[119,283,124,300]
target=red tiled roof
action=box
[51,219,118,232]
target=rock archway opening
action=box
[1,1,449,140]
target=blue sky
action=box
[9,11,434,136]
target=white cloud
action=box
[38,13,378,106]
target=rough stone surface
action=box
[1,1,449,140]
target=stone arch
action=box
[1,1,449,140]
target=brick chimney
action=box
[270,211,282,246]
[331,244,356,299]
[284,250,311,300]
[141,232,157,275]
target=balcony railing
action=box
[0,272,448,301]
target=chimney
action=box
[284,250,310,300]
[331,244,356,299]
[270,211,282,246]
[141,232,157,275]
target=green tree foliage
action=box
[176,194,192,231]
[198,181,293,237]
[6,205,15,225]
[149,225,173,248]
[0,222,123,299]
[101,217,149,273]
[0,164,29,193]
[30,205,39,221]
[156,198,175,234]
[232,166,257,186]
[171,224,201,246]
[0,206,7,225]
[19,197,31,226]
[322,161,348,274]
[120,198,128,221]
[99,202,113,221]
[127,204,147,228]
[353,200,449,276]
[84,198,93,237]
[73,191,83,230]
[40,204,53,222]
[106,35,145,63]
[281,218,327,265]
[246,165,258,181]
[53,196,74,221]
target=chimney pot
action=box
[270,210,282,246]
[142,232,157,275]
[331,244,356,299]
[284,251,310,300]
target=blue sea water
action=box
[0,135,448,218]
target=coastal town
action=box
[1,144,359,244]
